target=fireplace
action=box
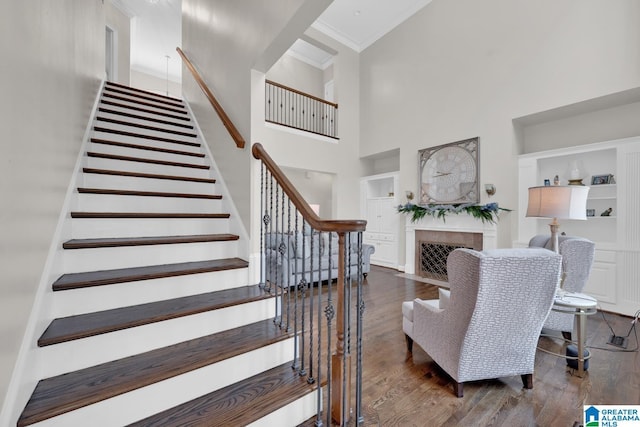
[404,213,497,277]
[415,230,482,282]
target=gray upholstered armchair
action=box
[402,248,561,397]
[529,235,596,339]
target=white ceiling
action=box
[111,0,432,80]
[313,0,432,53]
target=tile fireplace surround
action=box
[404,214,497,275]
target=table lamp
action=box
[526,185,589,253]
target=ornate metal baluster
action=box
[355,231,365,424]
[259,163,265,290]
[325,233,335,427]
[314,232,324,427]
[291,203,299,372]
[266,172,274,294]
[298,219,308,378]
[275,183,283,327]
[342,231,351,425]
[306,226,316,385]
[285,196,292,331]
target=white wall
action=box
[253,26,362,222]
[181,0,332,234]
[131,69,182,98]
[106,0,131,85]
[282,167,334,218]
[267,54,325,99]
[360,0,640,265]
[0,0,105,416]
[520,100,640,154]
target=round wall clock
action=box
[418,137,479,204]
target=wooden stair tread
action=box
[104,86,185,109]
[52,257,248,291]
[87,152,210,170]
[127,362,318,427]
[82,168,215,183]
[77,187,221,199]
[105,81,183,103]
[98,107,194,129]
[96,117,197,138]
[102,93,187,115]
[71,212,230,219]
[93,126,199,147]
[90,138,204,158]
[63,233,238,249]
[39,285,271,346]
[19,319,289,427]
[101,100,190,122]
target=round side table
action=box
[550,292,597,376]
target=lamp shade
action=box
[526,186,589,220]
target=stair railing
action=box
[252,143,366,426]
[177,47,246,149]
[265,80,339,139]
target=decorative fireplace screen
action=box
[420,242,469,281]
[415,230,483,283]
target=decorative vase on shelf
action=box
[568,160,584,185]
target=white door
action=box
[324,80,334,102]
[105,26,116,82]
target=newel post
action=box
[331,232,351,424]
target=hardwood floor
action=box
[354,265,640,427]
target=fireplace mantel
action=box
[404,215,497,274]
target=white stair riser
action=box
[96,111,195,133]
[93,118,196,139]
[98,102,192,124]
[90,128,201,152]
[80,173,216,194]
[89,134,203,159]
[85,156,210,179]
[103,86,182,101]
[101,92,185,111]
[248,391,319,427]
[90,130,203,158]
[98,100,190,123]
[94,116,188,134]
[32,338,292,427]
[51,268,250,316]
[89,136,204,164]
[38,299,277,378]
[75,193,222,213]
[62,240,239,273]
[70,217,230,239]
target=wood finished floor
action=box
[353,265,640,427]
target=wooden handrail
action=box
[266,79,338,109]
[177,47,245,149]
[252,143,365,233]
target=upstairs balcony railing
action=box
[265,80,339,139]
[253,143,366,426]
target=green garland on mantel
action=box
[398,202,511,224]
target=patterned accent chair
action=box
[402,248,561,397]
[528,235,596,340]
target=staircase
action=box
[16,82,319,426]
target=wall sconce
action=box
[405,191,414,202]
[485,184,496,197]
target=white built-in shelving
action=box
[517,136,640,316]
[360,172,400,269]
